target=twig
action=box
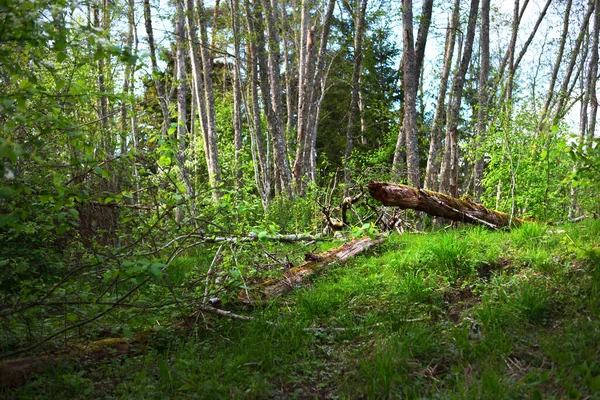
[202,246,223,306]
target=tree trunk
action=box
[293,0,317,193]
[401,0,421,188]
[142,0,170,138]
[414,0,433,83]
[367,181,521,229]
[197,0,222,192]
[260,0,293,195]
[439,0,479,197]
[244,3,272,206]
[536,0,572,133]
[306,0,337,183]
[251,236,385,300]
[424,0,460,191]
[344,0,369,193]
[474,0,489,201]
[174,0,195,220]
[587,0,600,143]
[550,0,594,126]
[230,0,243,188]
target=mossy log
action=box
[245,236,384,300]
[366,181,521,229]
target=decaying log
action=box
[247,236,384,300]
[366,181,521,229]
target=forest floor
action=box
[5,220,600,399]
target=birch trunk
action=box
[260,0,293,195]
[424,0,460,191]
[142,0,170,138]
[230,0,243,188]
[550,0,594,125]
[197,0,222,191]
[474,0,489,201]
[401,0,421,188]
[439,0,479,197]
[175,0,195,220]
[344,0,368,192]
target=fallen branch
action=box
[248,236,385,300]
[366,181,521,229]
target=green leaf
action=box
[148,263,164,281]
[258,231,268,241]
[122,324,133,339]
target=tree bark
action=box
[439,0,479,197]
[251,236,385,300]
[230,0,243,188]
[401,0,421,189]
[344,0,369,193]
[197,0,223,192]
[536,0,572,134]
[474,0,489,201]
[260,0,293,195]
[424,0,460,191]
[244,5,272,206]
[174,0,196,220]
[142,0,170,138]
[550,0,594,126]
[367,181,521,229]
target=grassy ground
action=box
[5,220,600,399]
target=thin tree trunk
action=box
[293,0,317,193]
[230,0,243,188]
[260,0,293,195]
[175,0,195,220]
[143,0,170,138]
[588,0,600,142]
[120,0,134,156]
[550,0,594,126]
[305,0,336,183]
[414,0,433,83]
[536,0,572,133]
[424,0,460,191]
[247,41,272,207]
[401,0,421,188]
[439,0,479,197]
[344,0,369,192]
[197,0,223,192]
[474,0,489,201]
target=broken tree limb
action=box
[366,181,521,229]
[248,236,385,300]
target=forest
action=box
[1,0,600,397]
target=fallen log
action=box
[246,236,384,300]
[366,181,521,229]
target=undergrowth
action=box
[5,219,600,399]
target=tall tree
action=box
[174,0,195,219]
[424,0,460,191]
[474,0,489,201]
[400,0,420,188]
[344,0,369,192]
[439,0,479,197]
[260,0,293,195]
[293,0,336,192]
[393,0,433,182]
[230,0,243,188]
[197,0,222,191]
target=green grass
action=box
[6,220,600,399]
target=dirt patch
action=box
[444,286,480,324]
[477,257,512,281]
